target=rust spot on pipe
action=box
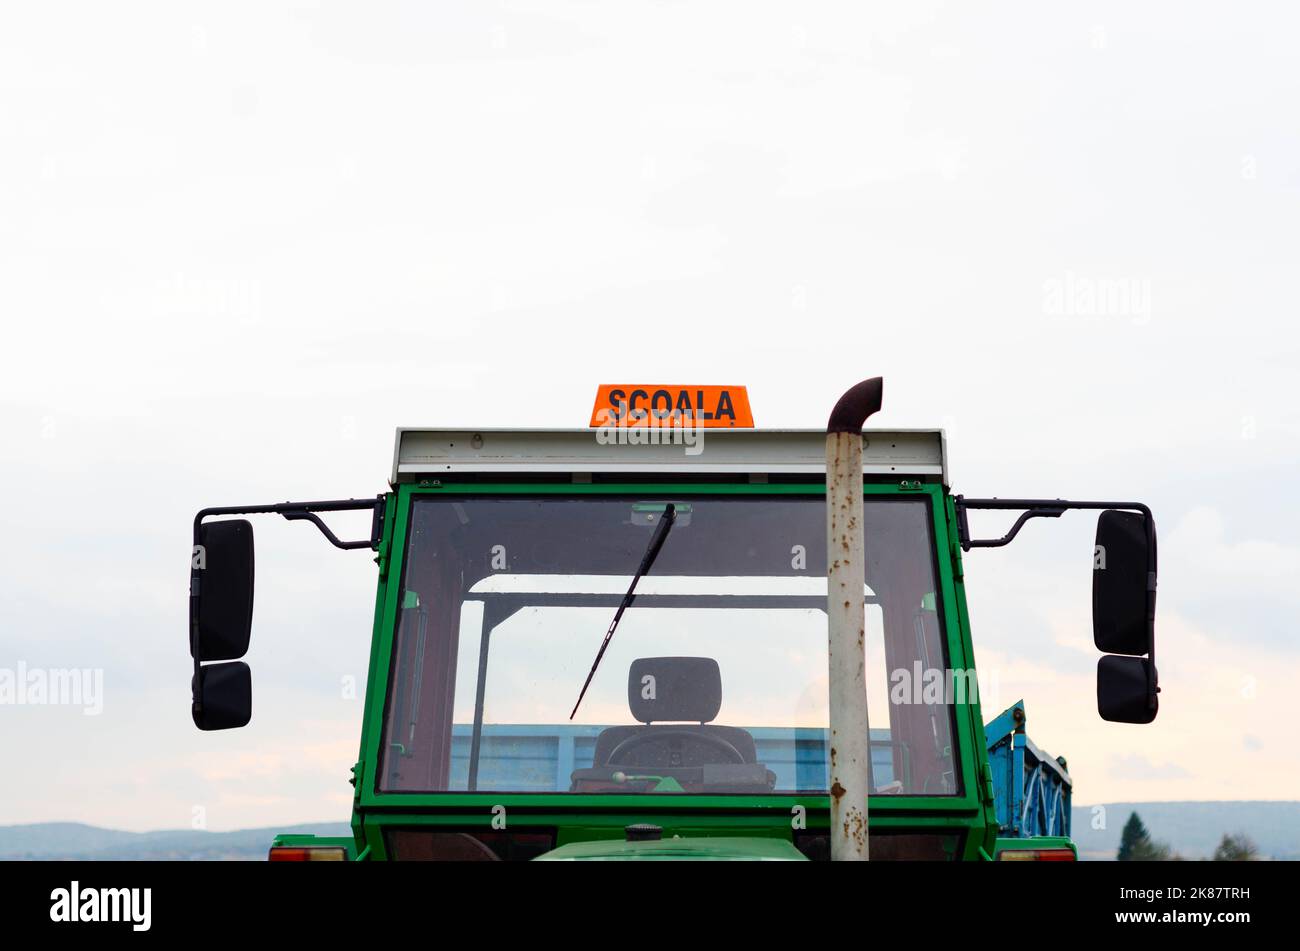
[840,808,869,846]
[830,781,846,801]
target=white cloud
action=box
[1167,506,1300,599]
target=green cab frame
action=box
[348,480,1000,861]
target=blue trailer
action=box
[985,700,1072,843]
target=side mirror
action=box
[1093,509,1158,723]
[192,519,255,661]
[1093,510,1152,655]
[191,518,255,730]
[1097,655,1157,724]
[192,662,252,731]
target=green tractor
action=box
[188,379,1157,861]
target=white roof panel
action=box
[391,428,947,485]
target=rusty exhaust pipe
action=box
[826,377,883,861]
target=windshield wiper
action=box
[569,503,677,720]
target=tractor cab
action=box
[366,425,977,859]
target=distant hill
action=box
[1070,801,1300,860]
[0,822,350,861]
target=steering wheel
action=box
[606,729,746,767]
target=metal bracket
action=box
[956,498,1065,549]
[193,496,386,552]
[280,507,378,550]
[954,496,1152,552]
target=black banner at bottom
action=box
[0,858,1278,937]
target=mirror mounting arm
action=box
[955,496,1153,552]
[956,502,1066,549]
[279,507,379,550]
[192,496,386,552]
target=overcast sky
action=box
[1,2,1297,832]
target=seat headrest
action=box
[627,656,721,724]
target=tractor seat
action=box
[589,657,758,769]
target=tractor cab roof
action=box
[390,428,948,485]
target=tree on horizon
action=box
[1117,811,1175,861]
[1212,833,1260,861]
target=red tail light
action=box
[996,847,1076,861]
[268,846,347,861]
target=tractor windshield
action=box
[380,493,963,797]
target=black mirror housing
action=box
[1093,509,1159,723]
[1097,655,1157,724]
[1092,510,1153,656]
[193,519,255,661]
[192,661,252,730]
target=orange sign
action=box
[590,385,754,428]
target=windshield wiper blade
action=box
[569,503,677,720]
